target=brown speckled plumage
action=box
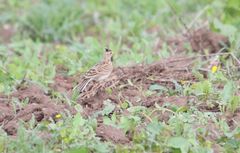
[78,48,113,93]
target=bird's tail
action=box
[77,78,92,93]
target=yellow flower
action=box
[55,114,62,119]
[63,137,70,143]
[211,65,218,73]
[180,80,186,85]
[55,44,67,50]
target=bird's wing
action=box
[78,61,112,92]
[78,77,92,93]
[84,65,101,78]
[77,63,101,92]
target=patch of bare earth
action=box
[96,124,129,144]
[1,85,74,135]
[0,24,15,43]
[78,56,196,113]
[155,27,229,54]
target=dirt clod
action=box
[96,124,129,144]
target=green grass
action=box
[0,0,240,153]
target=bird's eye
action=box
[105,48,111,52]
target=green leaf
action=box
[213,19,237,37]
[73,113,85,127]
[0,136,5,153]
[94,143,111,153]
[119,116,138,132]
[120,101,129,109]
[167,137,190,153]
[102,100,115,115]
[149,84,168,91]
[64,147,89,153]
[176,106,188,113]
[191,80,212,96]
[103,116,115,126]
[105,87,112,94]
[127,106,146,113]
[146,121,163,136]
[228,96,240,112]
[221,81,235,104]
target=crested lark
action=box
[78,48,113,93]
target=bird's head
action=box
[104,48,113,62]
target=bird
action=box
[77,48,113,93]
